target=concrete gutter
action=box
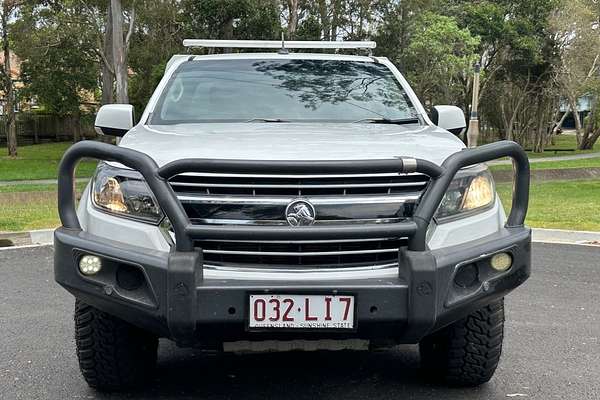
[532,228,600,246]
[1,227,599,250]
[0,229,55,248]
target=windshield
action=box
[149,58,419,124]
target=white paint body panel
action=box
[119,123,464,165]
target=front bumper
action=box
[55,226,530,344]
[54,140,531,345]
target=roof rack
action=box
[182,39,376,51]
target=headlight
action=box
[435,165,495,222]
[91,163,164,224]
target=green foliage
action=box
[182,0,280,40]
[12,4,97,116]
[403,12,480,105]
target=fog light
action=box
[79,255,102,275]
[490,252,512,272]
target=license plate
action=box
[248,294,355,329]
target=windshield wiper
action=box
[244,118,290,123]
[352,117,420,125]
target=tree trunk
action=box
[287,0,298,39]
[2,2,17,157]
[568,95,582,144]
[111,0,128,104]
[578,106,600,150]
[330,0,342,41]
[318,0,329,40]
[72,110,81,143]
[222,17,234,53]
[552,108,570,136]
[101,1,114,105]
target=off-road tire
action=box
[74,300,158,391]
[419,299,505,387]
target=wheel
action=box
[74,300,158,391]
[419,299,505,387]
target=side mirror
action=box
[94,104,135,137]
[431,105,466,136]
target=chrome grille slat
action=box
[203,248,400,257]
[201,238,398,244]
[177,193,422,205]
[170,181,428,189]
[175,172,425,179]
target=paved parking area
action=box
[1,243,599,399]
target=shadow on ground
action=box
[91,341,493,400]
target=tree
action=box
[401,12,480,107]
[444,0,561,149]
[102,1,114,105]
[374,0,436,70]
[128,0,184,111]
[287,0,299,39]
[183,0,280,42]
[1,0,20,157]
[111,0,135,104]
[551,0,600,150]
[13,2,97,142]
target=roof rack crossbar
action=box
[182,39,376,50]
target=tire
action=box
[419,299,505,387]
[74,300,158,391]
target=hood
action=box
[118,123,465,167]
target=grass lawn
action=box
[0,183,88,232]
[0,142,97,181]
[524,134,600,158]
[0,193,61,231]
[497,179,600,231]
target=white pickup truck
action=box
[54,40,531,391]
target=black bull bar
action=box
[57,140,530,252]
[56,140,530,343]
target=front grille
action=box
[169,171,429,269]
[169,172,429,196]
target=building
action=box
[559,95,594,129]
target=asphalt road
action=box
[1,243,599,400]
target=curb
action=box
[531,228,600,246]
[1,228,599,250]
[0,229,55,248]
